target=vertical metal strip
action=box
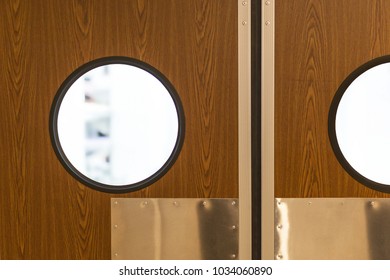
[238,0,252,260]
[261,0,275,259]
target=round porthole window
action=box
[329,55,390,193]
[50,57,185,193]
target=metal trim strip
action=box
[261,0,275,260]
[238,0,252,260]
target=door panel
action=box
[0,0,238,259]
[275,0,390,198]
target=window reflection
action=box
[335,63,390,185]
[57,64,179,186]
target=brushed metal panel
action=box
[275,198,390,260]
[111,198,238,260]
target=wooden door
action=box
[275,0,390,198]
[0,0,238,259]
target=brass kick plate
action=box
[111,198,239,260]
[275,198,390,260]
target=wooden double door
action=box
[275,0,390,198]
[0,0,239,259]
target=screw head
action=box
[141,201,149,207]
[265,20,271,26]
[242,1,247,6]
[265,0,271,6]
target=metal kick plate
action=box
[275,198,390,260]
[111,198,239,260]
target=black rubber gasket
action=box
[328,55,390,193]
[49,56,185,193]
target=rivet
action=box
[265,20,271,26]
[203,201,207,206]
[242,1,247,6]
[114,224,118,229]
[242,20,247,26]
[114,253,118,257]
[265,0,271,5]
[308,201,312,205]
[114,201,118,205]
[232,201,236,206]
[370,201,375,206]
[173,201,179,206]
[277,254,283,259]
[142,201,148,207]
[231,254,236,259]
[277,224,283,229]
[277,200,281,205]
[232,225,237,230]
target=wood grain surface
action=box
[275,0,390,197]
[0,0,238,259]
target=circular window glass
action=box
[329,56,390,192]
[50,57,185,193]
